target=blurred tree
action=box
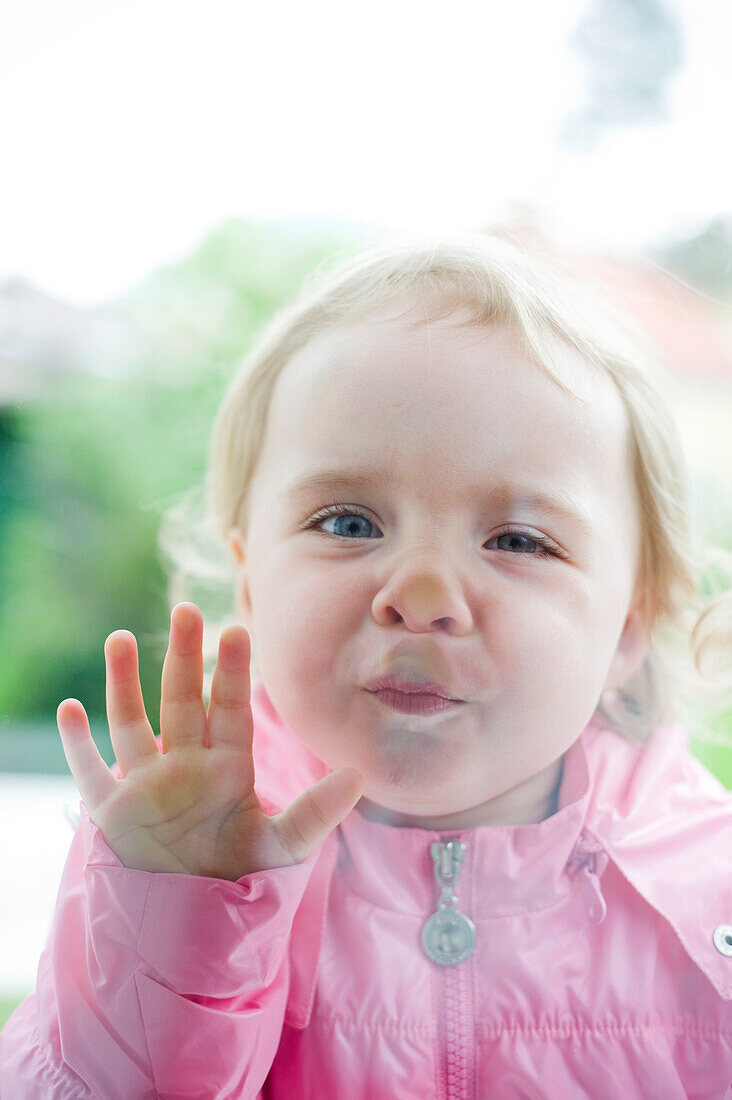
[0,406,23,624]
[560,0,685,150]
[0,218,356,733]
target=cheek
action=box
[486,578,609,677]
[251,561,357,668]
[479,584,619,738]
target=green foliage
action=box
[692,709,732,789]
[0,992,25,1031]
[0,218,356,737]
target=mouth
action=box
[365,689,463,717]
[364,676,464,717]
[364,676,462,701]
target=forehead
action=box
[256,312,633,502]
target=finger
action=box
[273,767,365,863]
[160,603,206,751]
[207,625,254,753]
[104,631,160,777]
[57,699,118,813]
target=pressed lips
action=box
[364,676,464,717]
[364,675,463,702]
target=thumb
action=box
[273,767,365,863]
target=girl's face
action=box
[230,310,649,828]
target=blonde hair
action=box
[157,231,732,747]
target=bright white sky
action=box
[0,0,730,305]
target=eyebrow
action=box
[282,467,592,532]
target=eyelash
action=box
[300,502,565,559]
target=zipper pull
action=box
[421,840,476,966]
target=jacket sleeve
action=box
[0,800,319,1099]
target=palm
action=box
[94,743,265,880]
[56,603,363,881]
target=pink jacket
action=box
[2,677,731,1099]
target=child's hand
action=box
[56,603,364,881]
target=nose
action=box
[371,560,474,634]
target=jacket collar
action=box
[332,730,590,920]
[581,720,732,1001]
[250,678,732,1003]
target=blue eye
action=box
[306,505,380,540]
[489,532,552,555]
[318,511,376,539]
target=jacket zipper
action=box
[424,840,476,1100]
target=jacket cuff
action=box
[81,800,318,997]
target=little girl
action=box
[2,232,731,1098]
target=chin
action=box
[363,780,470,818]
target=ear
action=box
[228,527,253,630]
[602,585,650,693]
